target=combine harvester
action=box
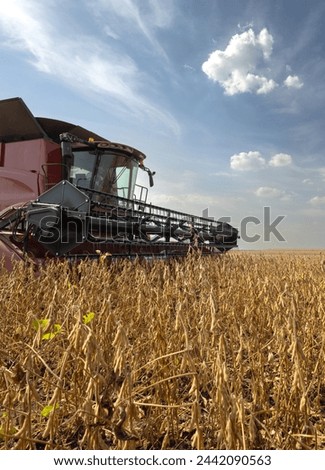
[0,97,238,269]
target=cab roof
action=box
[0,97,106,143]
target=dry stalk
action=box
[0,252,325,449]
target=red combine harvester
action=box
[0,97,238,269]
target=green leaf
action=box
[83,311,95,324]
[41,404,59,417]
[42,323,61,340]
[33,318,50,331]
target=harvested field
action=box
[1,251,325,450]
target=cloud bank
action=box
[202,28,303,95]
[230,151,293,171]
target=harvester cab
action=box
[0,97,239,269]
[60,132,154,205]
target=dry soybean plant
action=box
[0,251,325,450]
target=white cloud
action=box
[230,151,266,171]
[255,187,293,201]
[255,187,286,198]
[93,0,174,30]
[309,196,325,206]
[230,151,293,171]
[103,25,120,40]
[284,75,304,89]
[0,0,180,135]
[269,153,292,167]
[202,28,278,95]
[88,0,175,59]
[237,22,255,32]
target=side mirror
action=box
[141,165,155,187]
[61,141,73,159]
[60,141,73,180]
[148,170,156,187]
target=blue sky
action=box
[1,0,325,249]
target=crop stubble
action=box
[0,251,325,450]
